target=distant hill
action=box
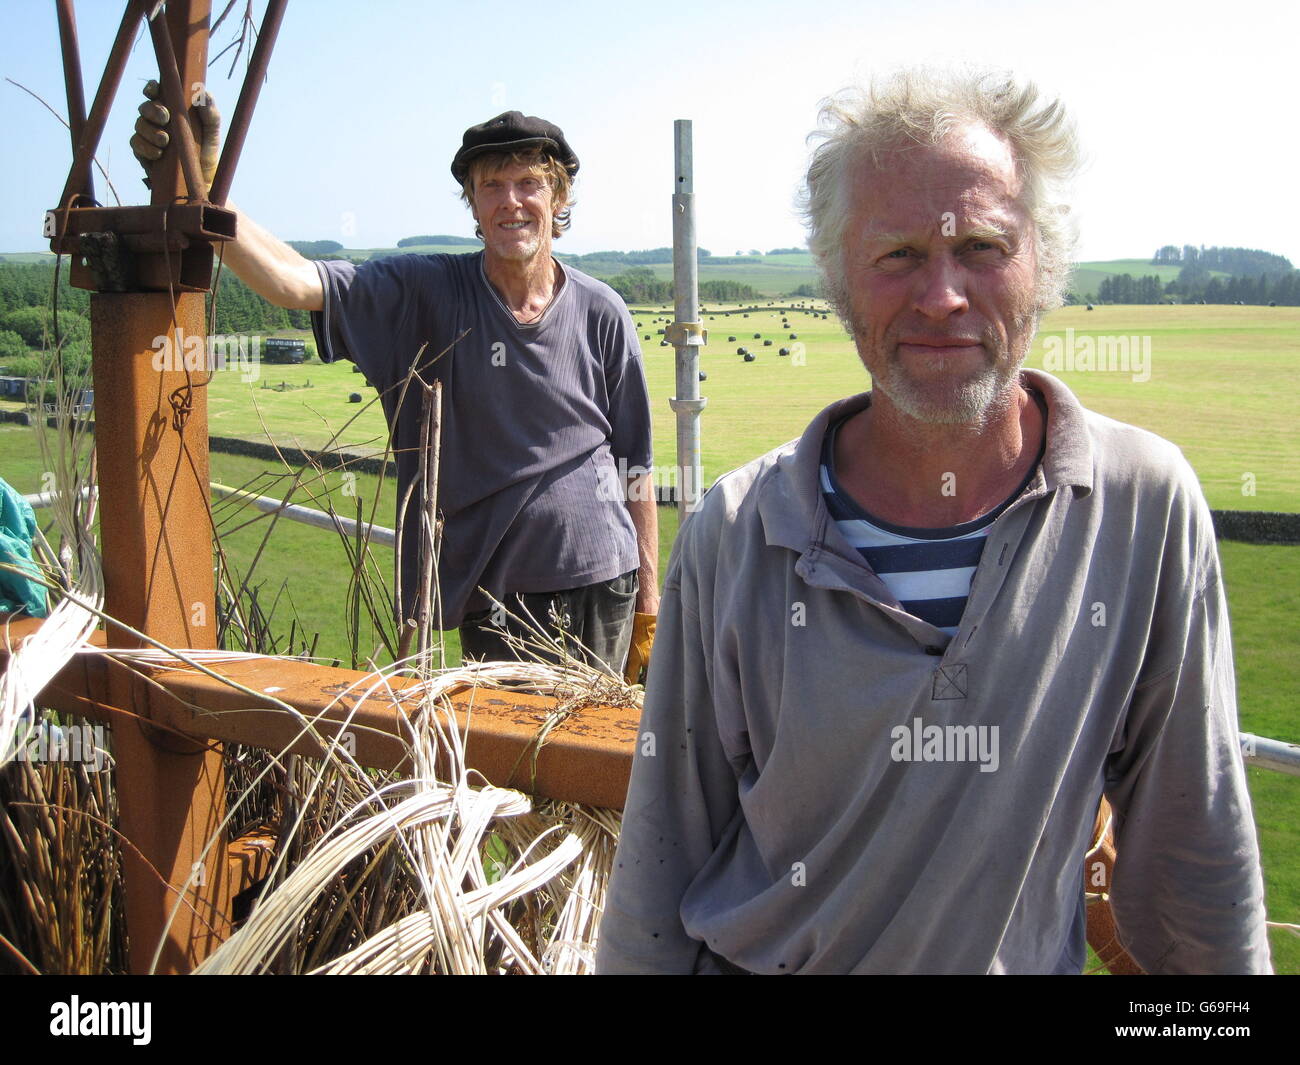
[286,239,344,257]
[396,234,482,248]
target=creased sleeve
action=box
[596,512,742,973]
[309,257,417,387]
[1105,497,1271,974]
[601,304,653,471]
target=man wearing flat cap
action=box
[134,99,657,675]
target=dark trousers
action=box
[458,570,637,676]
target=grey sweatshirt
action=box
[597,369,1270,974]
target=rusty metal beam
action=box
[49,203,236,244]
[2,615,639,810]
[58,0,144,212]
[208,0,289,206]
[55,0,93,204]
[146,3,208,203]
[89,282,232,974]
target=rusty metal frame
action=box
[55,0,93,204]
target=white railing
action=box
[207,482,395,547]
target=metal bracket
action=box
[46,203,236,293]
[664,321,707,347]
[668,397,708,413]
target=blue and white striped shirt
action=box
[820,416,1042,636]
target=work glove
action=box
[130,79,222,193]
[623,611,656,686]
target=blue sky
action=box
[3,0,1298,265]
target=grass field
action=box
[638,301,1299,510]
[8,302,1285,509]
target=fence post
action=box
[668,119,706,518]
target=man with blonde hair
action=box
[134,101,658,675]
[598,69,1269,974]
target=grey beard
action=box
[851,314,1038,428]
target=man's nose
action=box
[913,253,969,319]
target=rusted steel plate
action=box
[2,616,639,810]
[47,204,237,252]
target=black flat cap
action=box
[451,110,579,185]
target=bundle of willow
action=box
[186,650,631,975]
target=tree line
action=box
[603,266,758,304]
[0,262,312,342]
[1150,245,1292,276]
[557,247,713,269]
[1092,269,1300,305]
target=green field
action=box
[638,302,1298,510]
[10,302,1283,511]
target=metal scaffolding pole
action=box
[667,119,706,519]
